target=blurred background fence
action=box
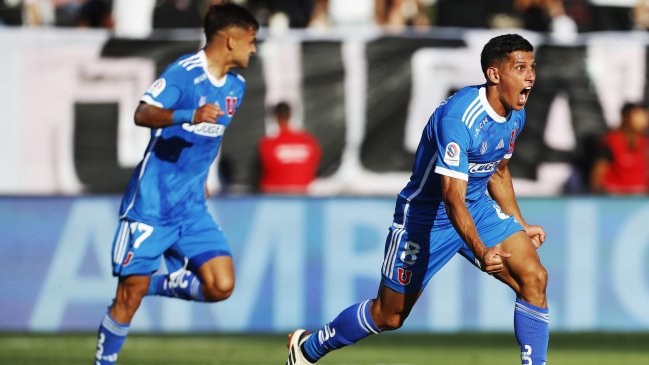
[2,28,649,196]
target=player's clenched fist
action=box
[524,224,546,249]
[481,246,511,274]
[193,103,225,124]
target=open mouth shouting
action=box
[519,86,532,105]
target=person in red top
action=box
[591,102,649,194]
[258,102,322,194]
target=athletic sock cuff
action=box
[515,298,549,323]
[190,276,204,301]
[358,300,381,334]
[102,312,130,337]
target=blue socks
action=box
[94,312,129,365]
[302,299,381,362]
[147,270,205,301]
[514,298,549,365]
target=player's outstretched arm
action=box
[134,103,225,129]
[442,175,510,273]
[488,159,546,248]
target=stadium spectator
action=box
[375,0,431,28]
[590,102,649,194]
[92,4,258,364]
[112,0,155,38]
[286,34,549,365]
[153,0,203,29]
[510,0,583,42]
[52,0,85,27]
[589,0,636,31]
[0,0,25,25]
[634,0,649,29]
[0,0,64,27]
[76,0,113,28]
[258,101,322,194]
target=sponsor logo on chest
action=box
[182,122,226,137]
[468,160,500,174]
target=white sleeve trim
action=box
[435,166,468,181]
[140,95,164,108]
[503,153,512,159]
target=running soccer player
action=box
[286,34,549,365]
[93,4,258,365]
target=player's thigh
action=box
[176,213,233,285]
[495,231,546,293]
[457,199,523,270]
[381,223,462,295]
[111,219,179,277]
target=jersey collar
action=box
[479,86,508,123]
[198,50,227,87]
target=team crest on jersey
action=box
[397,268,412,285]
[508,128,519,153]
[480,142,488,154]
[225,96,237,117]
[122,252,134,267]
[147,78,166,98]
[444,142,461,166]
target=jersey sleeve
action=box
[433,117,472,181]
[140,65,188,109]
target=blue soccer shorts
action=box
[381,197,523,294]
[110,212,231,277]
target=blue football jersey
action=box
[394,85,525,226]
[120,49,246,224]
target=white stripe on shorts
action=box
[383,228,404,279]
[114,221,129,265]
[382,228,401,277]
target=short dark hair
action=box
[621,101,646,116]
[274,102,291,120]
[480,34,533,77]
[204,3,259,43]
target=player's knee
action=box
[202,277,234,302]
[527,265,548,291]
[519,265,548,301]
[376,312,407,331]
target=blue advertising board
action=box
[1,196,648,332]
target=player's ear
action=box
[486,67,500,84]
[226,34,235,51]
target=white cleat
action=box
[286,329,314,365]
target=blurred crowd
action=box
[3,1,649,36]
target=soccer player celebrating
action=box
[286,34,549,365]
[93,4,258,365]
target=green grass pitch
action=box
[1,332,647,365]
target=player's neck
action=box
[485,87,508,117]
[204,47,229,80]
